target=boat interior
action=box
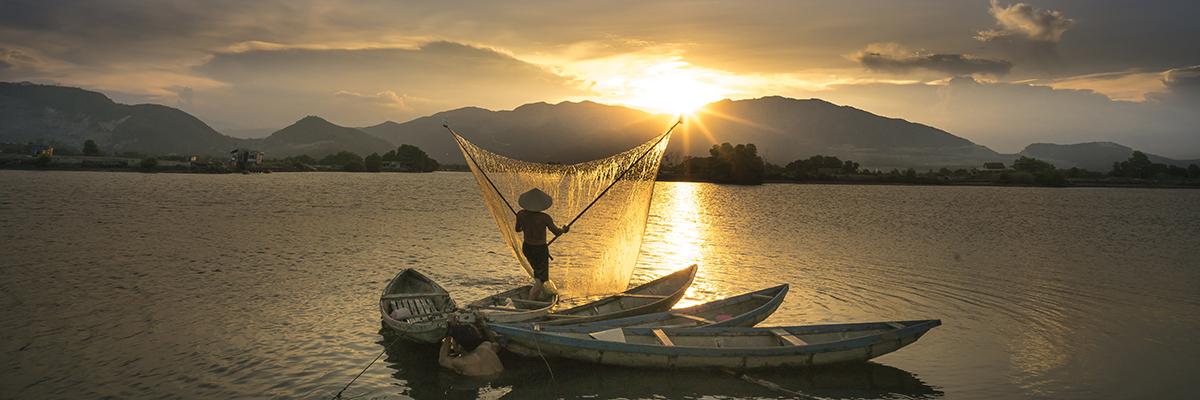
[470,285,557,312]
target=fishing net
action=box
[451,124,675,297]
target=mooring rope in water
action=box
[531,324,556,383]
[330,335,403,400]
[721,369,816,399]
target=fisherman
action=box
[439,315,504,376]
[515,188,568,300]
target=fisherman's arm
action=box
[438,338,456,370]
[546,215,567,236]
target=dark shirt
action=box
[515,210,563,245]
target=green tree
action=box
[33,154,51,167]
[392,144,440,172]
[364,152,383,172]
[82,139,100,156]
[318,151,363,167]
[344,159,365,172]
[1012,156,1056,174]
[1189,164,1200,179]
[140,157,158,170]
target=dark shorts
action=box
[521,243,550,282]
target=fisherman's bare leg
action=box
[529,280,543,300]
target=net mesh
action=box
[452,126,673,296]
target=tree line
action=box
[660,143,1200,187]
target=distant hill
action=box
[0,82,238,155]
[1020,142,1199,171]
[686,97,1004,167]
[259,116,394,158]
[361,101,667,164]
[11,82,1187,170]
[365,97,1004,168]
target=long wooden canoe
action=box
[379,269,457,343]
[466,285,559,323]
[540,264,698,325]
[543,284,788,330]
[490,319,941,369]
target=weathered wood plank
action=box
[615,294,669,299]
[771,328,807,346]
[652,329,674,346]
[671,313,716,324]
[381,293,445,300]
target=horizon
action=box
[1,1,1198,156]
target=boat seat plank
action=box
[381,293,443,300]
[616,293,669,299]
[651,329,674,346]
[770,328,807,346]
[671,313,716,324]
[510,298,551,306]
[477,306,520,312]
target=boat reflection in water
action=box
[378,329,942,400]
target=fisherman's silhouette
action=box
[515,188,568,300]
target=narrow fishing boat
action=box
[466,285,559,323]
[489,319,941,369]
[540,264,698,325]
[379,269,457,343]
[551,284,787,329]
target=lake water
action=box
[1,170,1198,399]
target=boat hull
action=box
[382,318,449,344]
[541,264,698,325]
[568,284,789,330]
[491,320,940,370]
[378,269,456,344]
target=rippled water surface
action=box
[2,170,1198,399]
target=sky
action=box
[1,0,1198,157]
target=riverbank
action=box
[7,163,1198,189]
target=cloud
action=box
[852,43,1012,76]
[977,0,1074,43]
[0,48,40,70]
[187,41,590,127]
[334,90,409,110]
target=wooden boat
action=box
[540,264,698,326]
[379,269,457,343]
[489,319,941,369]
[548,284,788,330]
[466,285,559,323]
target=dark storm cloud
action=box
[853,45,1012,76]
[976,0,1074,43]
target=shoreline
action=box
[5,165,1197,189]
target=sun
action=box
[623,63,729,115]
[584,59,733,115]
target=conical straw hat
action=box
[518,188,553,212]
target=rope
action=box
[531,324,556,383]
[445,124,517,216]
[330,335,402,400]
[547,119,680,246]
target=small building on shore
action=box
[981,162,1007,172]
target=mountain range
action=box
[2,81,1195,170]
